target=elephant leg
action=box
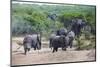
[70,43,72,48]
[62,47,66,51]
[49,39,53,49]
[34,47,36,50]
[24,48,27,55]
[55,47,58,52]
[28,48,30,51]
[69,38,73,48]
[36,42,41,50]
[49,44,52,50]
[69,41,72,48]
[33,44,37,50]
[70,41,73,48]
[66,45,68,48]
[52,47,56,53]
[24,44,28,55]
[64,48,66,51]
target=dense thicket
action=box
[12,3,96,36]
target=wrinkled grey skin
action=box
[23,34,41,55]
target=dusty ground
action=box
[11,37,96,66]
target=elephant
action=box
[71,19,86,36]
[23,34,41,55]
[49,30,75,53]
[56,28,67,36]
[49,29,67,49]
[51,35,66,53]
[65,30,75,48]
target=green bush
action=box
[12,3,96,37]
[76,34,95,50]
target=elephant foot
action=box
[52,50,54,53]
[24,51,27,55]
[70,46,72,48]
[24,48,27,55]
[28,48,30,51]
[52,49,55,53]
[62,48,66,51]
[64,49,66,51]
[34,48,36,50]
[56,48,58,52]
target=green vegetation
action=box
[76,33,95,50]
[12,3,96,50]
[12,3,96,35]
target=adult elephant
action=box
[71,19,86,36]
[23,34,41,55]
[51,35,66,53]
[49,28,67,49]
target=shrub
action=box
[12,16,34,35]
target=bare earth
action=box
[11,37,96,66]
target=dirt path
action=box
[12,46,95,66]
[11,37,95,66]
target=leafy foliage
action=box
[12,3,96,36]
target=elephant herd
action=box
[22,19,86,55]
[49,30,75,53]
